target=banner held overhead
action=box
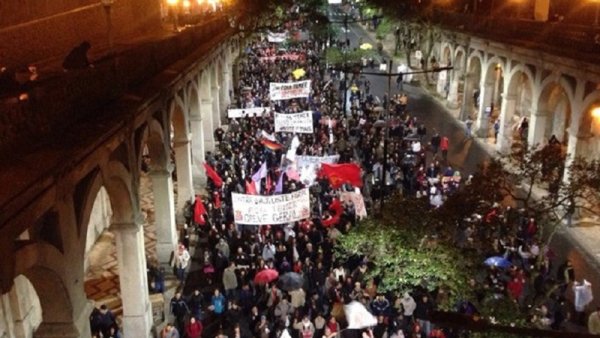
[269,80,311,101]
[274,111,314,134]
[232,188,311,225]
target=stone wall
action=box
[84,187,112,272]
[0,0,162,68]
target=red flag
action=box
[322,198,343,227]
[261,138,283,151]
[245,180,257,195]
[193,195,207,225]
[203,163,223,188]
[320,163,362,189]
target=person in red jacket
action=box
[185,317,203,338]
[440,136,449,163]
[507,276,524,302]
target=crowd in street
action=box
[90,27,598,338]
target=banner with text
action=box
[296,155,340,185]
[227,107,270,119]
[340,192,368,219]
[270,80,311,101]
[267,32,288,43]
[259,53,304,63]
[232,188,311,225]
[275,112,314,134]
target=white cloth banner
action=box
[344,301,377,329]
[296,155,340,185]
[275,112,314,134]
[328,0,342,4]
[270,80,311,101]
[340,192,367,219]
[268,32,288,43]
[228,107,269,119]
[232,188,311,225]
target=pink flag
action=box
[252,162,268,182]
[275,172,284,193]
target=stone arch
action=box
[100,161,136,224]
[143,117,169,168]
[5,275,43,337]
[463,52,483,118]
[440,42,453,66]
[13,243,74,333]
[454,46,467,69]
[536,78,575,145]
[501,65,535,147]
[578,91,600,145]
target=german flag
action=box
[261,138,283,151]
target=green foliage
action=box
[375,17,393,40]
[334,218,471,309]
[323,47,376,67]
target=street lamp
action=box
[591,106,600,119]
[101,0,115,55]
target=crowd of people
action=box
[158,35,466,338]
[89,23,598,338]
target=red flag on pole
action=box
[319,163,363,189]
[322,198,343,227]
[193,195,207,225]
[203,163,223,188]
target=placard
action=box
[268,32,288,43]
[232,188,311,225]
[340,192,368,219]
[227,107,270,119]
[275,112,314,134]
[270,80,311,101]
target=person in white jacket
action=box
[400,292,416,326]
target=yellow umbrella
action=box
[292,68,306,80]
[350,84,359,92]
[359,43,373,50]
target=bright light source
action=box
[591,106,600,119]
[183,0,190,7]
[167,0,178,5]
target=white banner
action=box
[227,107,269,119]
[340,192,367,219]
[328,0,342,4]
[232,188,311,225]
[269,80,311,101]
[268,32,288,43]
[296,155,340,185]
[275,112,314,134]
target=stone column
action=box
[201,99,215,152]
[112,222,153,338]
[436,68,448,97]
[149,168,178,264]
[211,82,221,129]
[528,108,548,147]
[476,81,494,137]
[563,131,580,183]
[496,94,516,152]
[173,136,195,210]
[189,115,206,190]
[447,73,460,109]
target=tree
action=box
[335,209,472,310]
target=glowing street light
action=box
[591,106,600,119]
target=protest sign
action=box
[267,32,288,43]
[295,155,340,185]
[274,111,314,134]
[340,192,368,219]
[227,107,269,119]
[232,188,311,225]
[259,53,303,63]
[269,80,311,100]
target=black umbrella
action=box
[278,272,304,291]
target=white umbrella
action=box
[344,301,377,329]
